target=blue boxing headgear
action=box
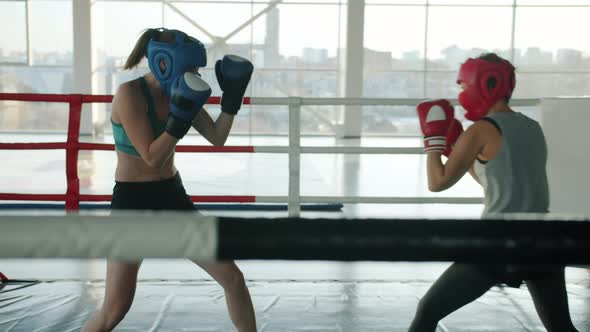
[146,29,207,96]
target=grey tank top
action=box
[473,112,549,216]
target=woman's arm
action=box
[427,121,491,192]
[191,109,234,147]
[114,83,179,168]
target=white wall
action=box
[542,97,590,217]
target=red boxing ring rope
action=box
[0,93,254,210]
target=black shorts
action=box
[111,172,195,211]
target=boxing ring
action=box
[0,92,509,215]
[1,212,590,331]
[1,94,590,331]
[2,213,590,263]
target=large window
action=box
[364,1,589,99]
[0,1,27,64]
[92,0,346,136]
[513,4,590,97]
[1,1,588,135]
[0,0,73,133]
[362,0,589,134]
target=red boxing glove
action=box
[417,99,454,153]
[443,119,464,157]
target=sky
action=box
[1,1,589,61]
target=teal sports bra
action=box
[111,77,166,157]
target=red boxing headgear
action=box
[457,58,515,121]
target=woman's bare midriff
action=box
[112,75,177,182]
[114,150,177,182]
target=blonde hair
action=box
[124,28,162,70]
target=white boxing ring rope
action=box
[0,213,219,262]
[1,212,589,264]
[0,94,542,216]
[247,97,541,216]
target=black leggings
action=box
[408,264,579,332]
[111,172,195,211]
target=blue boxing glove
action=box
[215,55,254,115]
[166,72,212,139]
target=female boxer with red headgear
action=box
[410,53,579,332]
[82,28,257,332]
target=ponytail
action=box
[124,28,162,70]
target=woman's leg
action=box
[175,181,256,330]
[193,260,257,332]
[525,268,579,332]
[409,263,497,332]
[82,261,142,332]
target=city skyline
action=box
[1,2,589,135]
[2,2,589,60]
[1,43,588,71]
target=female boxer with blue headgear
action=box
[82,28,257,332]
[411,53,578,331]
